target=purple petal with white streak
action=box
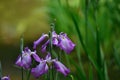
[58,33,75,54]
[53,60,70,76]
[31,61,48,78]
[2,76,10,80]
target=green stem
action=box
[48,24,55,80]
[55,49,62,80]
[27,69,31,80]
[70,75,74,80]
[64,53,70,68]
[89,63,93,80]
[20,37,24,80]
[58,49,62,61]
[51,65,54,80]
[55,72,58,80]
[49,23,54,57]
[47,68,50,80]
[103,61,109,80]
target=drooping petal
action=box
[53,60,70,76]
[2,76,10,80]
[31,61,48,78]
[58,33,75,54]
[31,51,41,62]
[33,34,48,49]
[15,55,23,67]
[41,40,50,53]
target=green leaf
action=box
[89,63,93,80]
[103,61,109,80]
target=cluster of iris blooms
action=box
[1,29,75,80]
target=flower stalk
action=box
[20,37,24,80]
[26,68,31,80]
[55,49,62,80]
[49,24,54,80]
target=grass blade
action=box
[103,61,109,80]
[70,11,98,70]
[113,46,120,68]
[89,63,93,80]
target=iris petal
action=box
[41,40,49,53]
[2,76,10,80]
[31,51,41,62]
[53,60,70,76]
[33,34,48,49]
[31,61,48,78]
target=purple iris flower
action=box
[15,47,40,69]
[58,32,75,54]
[31,53,70,78]
[34,31,75,54]
[1,76,10,80]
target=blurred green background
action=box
[0,0,120,80]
